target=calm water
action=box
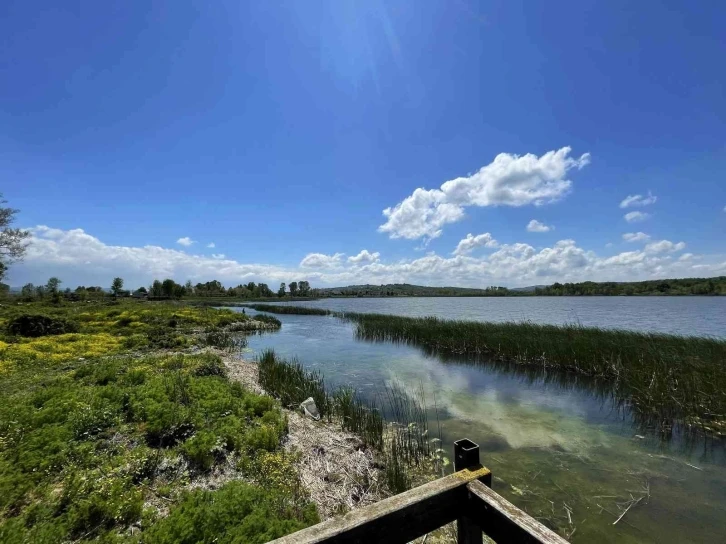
[229,299,726,543]
[268,296,726,338]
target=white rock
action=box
[300,397,320,420]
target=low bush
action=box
[143,481,319,544]
[7,314,79,337]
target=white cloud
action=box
[679,253,694,261]
[177,237,195,247]
[624,211,650,223]
[620,192,657,209]
[622,232,650,243]
[207,242,215,248]
[211,254,226,260]
[10,226,725,290]
[348,250,381,264]
[300,252,344,268]
[644,240,686,254]
[378,147,590,240]
[453,233,498,256]
[526,220,553,233]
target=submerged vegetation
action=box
[246,305,726,440]
[0,301,315,542]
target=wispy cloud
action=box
[207,242,215,248]
[622,232,650,243]
[624,211,650,223]
[620,191,657,209]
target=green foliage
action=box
[7,313,79,337]
[251,313,282,327]
[534,276,726,296]
[0,307,307,544]
[246,304,331,315]
[143,481,318,544]
[258,349,330,415]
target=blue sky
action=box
[3,0,725,288]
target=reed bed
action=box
[245,304,332,316]
[247,305,726,439]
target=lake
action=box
[229,298,726,543]
[260,296,726,337]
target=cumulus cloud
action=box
[378,147,590,240]
[177,237,195,246]
[526,220,553,233]
[10,226,725,290]
[645,240,686,254]
[620,192,657,209]
[622,232,650,243]
[207,242,215,248]
[624,211,650,223]
[300,252,344,268]
[211,254,226,260]
[453,233,498,256]
[348,250,380,264]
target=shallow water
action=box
[265,296,726,338]
[232,308,726,543]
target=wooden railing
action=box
[270,438,568,544]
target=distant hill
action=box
[317,283,511,297]
[316,277,726,297]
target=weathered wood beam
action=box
[466,479,569,544]
[269,466,491,544]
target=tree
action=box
[111,277,124,297]
[184,280,194,296]
[150,280,164,298]
[0,194,30,281]
[278,283,286,297]
[46,277,61,295]
[20,283,35,301]
[161,278,177,298]
[289,282,298,297]
[136,286,148,294]
[298,281,310,296]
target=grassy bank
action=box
[257,349,444,494]
[248,305,726,438]
[0,301,316,543]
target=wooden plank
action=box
[269,466,491,544]
[466,480,569,544]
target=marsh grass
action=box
[258,349,331,418]
[246,305,726,439]
[245,304,331,316]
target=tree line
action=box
[17,277,318,301]
[532,277,726,296]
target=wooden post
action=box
[454,438,483,544]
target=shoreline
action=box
[222,354,388,520]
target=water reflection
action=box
[234,309,726,543]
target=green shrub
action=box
[143,481,318,544]
[7,314,79,337]
[182,430,224,471]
